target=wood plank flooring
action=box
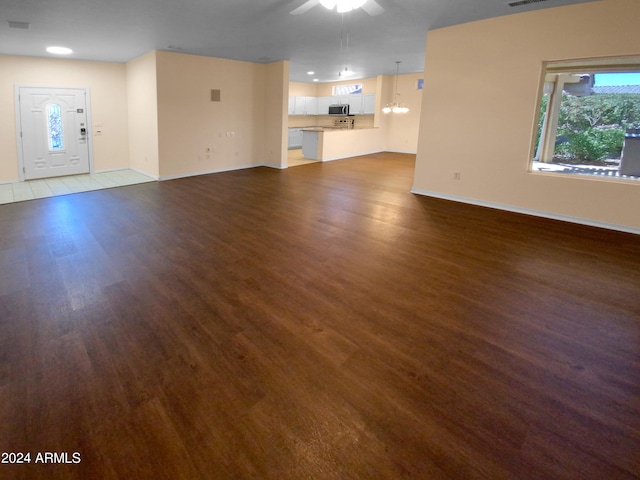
[0,152,639,479]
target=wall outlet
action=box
[453,172,461,180]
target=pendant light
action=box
[382,61,409,114]
[337,12,355,78]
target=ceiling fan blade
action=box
[361,0,384,16]
[290,0,320,15]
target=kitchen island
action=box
[301,126,383,162]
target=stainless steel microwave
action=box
[328,104,349,116]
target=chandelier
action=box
[320,0,367,13]
[382,61,409,114]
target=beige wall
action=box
[289,82,318,97]
[380,72,423,153]
[264,61,290,168]
[126,51,160,178]
[0,55,129,182]
[414,0,640,232]
[155,51,275,179]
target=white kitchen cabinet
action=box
[288,128,303,149]
[362,94,376,114]
[302,130,320,160]
[288,94,375,115]
[290,96,318,115]
[317,96,334,115]
[304,96,318,115]
[348,94,363,115]
[292,97,306,115]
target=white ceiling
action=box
[1,0,597,83]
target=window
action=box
[532,59,640,180]
[333,83,362,95]
[47,103,64,151]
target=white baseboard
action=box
[410,187,640,235]
[159,164,261,181]
[385,149,417,155]
[263,163,287,170]
[93,167,129,174]
[92,166,159,180]
[0,178,19,185]
[321,149,383,162]
[125,167,159,180]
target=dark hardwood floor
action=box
[1,152,639,479]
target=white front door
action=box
[17,87,90,180]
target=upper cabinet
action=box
[289,94,376,115]
[317,96,334,115]
[290,96,318,115]
[305,97,319,115]
[345,94,376,115]
[293,96,321,115]
[362,94,376,114]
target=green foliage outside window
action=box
[554,93,640,164]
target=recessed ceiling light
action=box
[307,71,315,75]
[313,79,319,82]
[46,46,73,55]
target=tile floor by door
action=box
[0,169,155,205]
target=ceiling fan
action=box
[290,0,384,16]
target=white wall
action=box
[414,0,640,232]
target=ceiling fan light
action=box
[336,0,354,12]
[319,0,337,9]
[322,0,367,12]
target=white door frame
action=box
[14,84,94,182]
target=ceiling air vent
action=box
[506,0,548,7]
[8,21,30,29]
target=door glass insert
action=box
[47,103,64,151]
